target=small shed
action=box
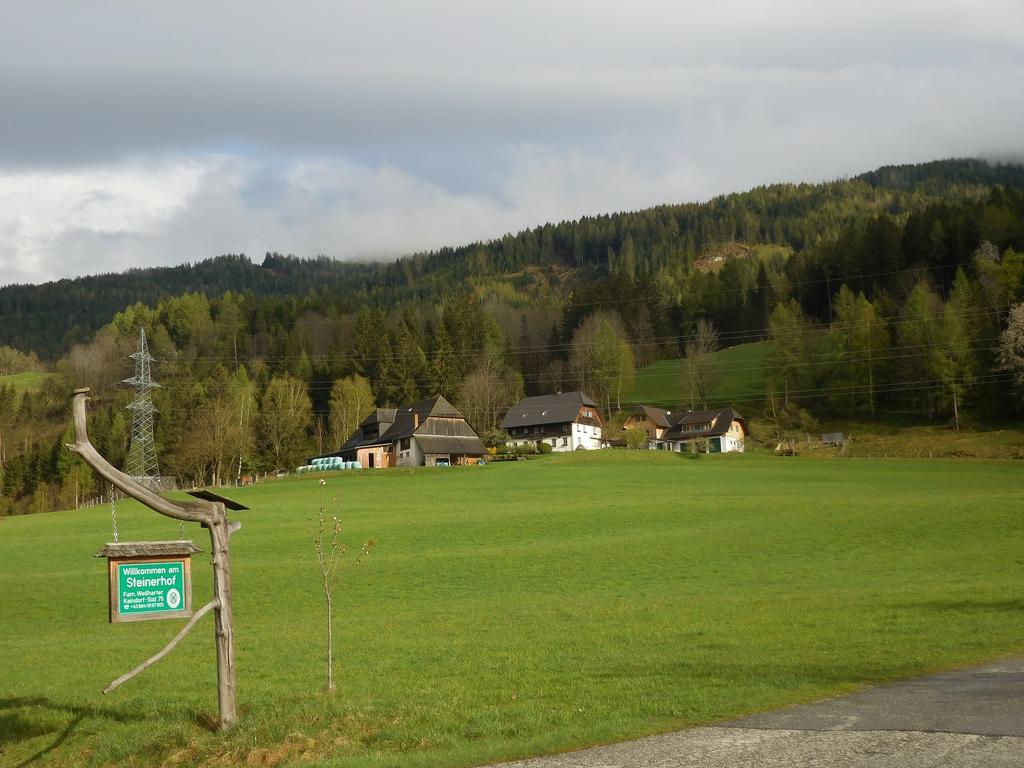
[822,432,846,447]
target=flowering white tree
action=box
[998,303,1024,393]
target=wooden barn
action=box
[321,395,488,468]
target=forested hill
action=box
[4,157,1024,359]
[0,254,380,358]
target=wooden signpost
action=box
[97,541,200,623]
[68,387,242,730]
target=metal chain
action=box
[178,520,184,540]
[110,489,118,544]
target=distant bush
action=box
[777,403,817,433]
[0,346,41,376]
[480,428,510,448]
[624,428,647,450]
[536,441,553,454]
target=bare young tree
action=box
[457,355,524,433]
[569,311,635,415]
[313,480,373,694]
[682,319,720,410]
[0,345,41,376]
[540,358,569,394]
[61,328,129,399]
[313,414,328,456]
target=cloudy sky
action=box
[1,1,1022,286]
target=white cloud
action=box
[0,2,1022,285]
[0,159,213,284]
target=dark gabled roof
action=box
[663,407,746,440]
[632,405,675,428]
[331,395,477,455]
[359,408,397,428]
[414,434,487,456]
[380,395,464,442]
[500,391,599,429]
[337,429,385,454]
[326,408,398,456]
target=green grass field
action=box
[0,371,52,395]
[627,342,772,410]
[2,450,1023,767]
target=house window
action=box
[562,437,568,446]
[400,437,410,451]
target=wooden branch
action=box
[67,389,211,524]
[71,387,238,728]
[103,599,218,694]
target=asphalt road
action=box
[488,657,1024,767]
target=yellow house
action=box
[622,405,675,448]
[663,407,748,453]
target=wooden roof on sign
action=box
[186,489,249,510]
[95,541,202,558]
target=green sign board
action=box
[108,557,192,622]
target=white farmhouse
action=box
[501,391,605,452]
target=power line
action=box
[124,299,1006,369]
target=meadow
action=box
[0,371,52,395]
[1,450,1023,767]
[627,342,772,410]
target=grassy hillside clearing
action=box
[626,348,1024,460]
[786,423,1024,461]
[0,370,52,395]
[1,450,1023,767]
[627,342,772,411]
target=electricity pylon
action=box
[124,327,161,486]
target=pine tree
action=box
[428,324,459,401]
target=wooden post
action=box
[209,516,237,724]
[67,388,238,729]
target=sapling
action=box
[313,479,374,694]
